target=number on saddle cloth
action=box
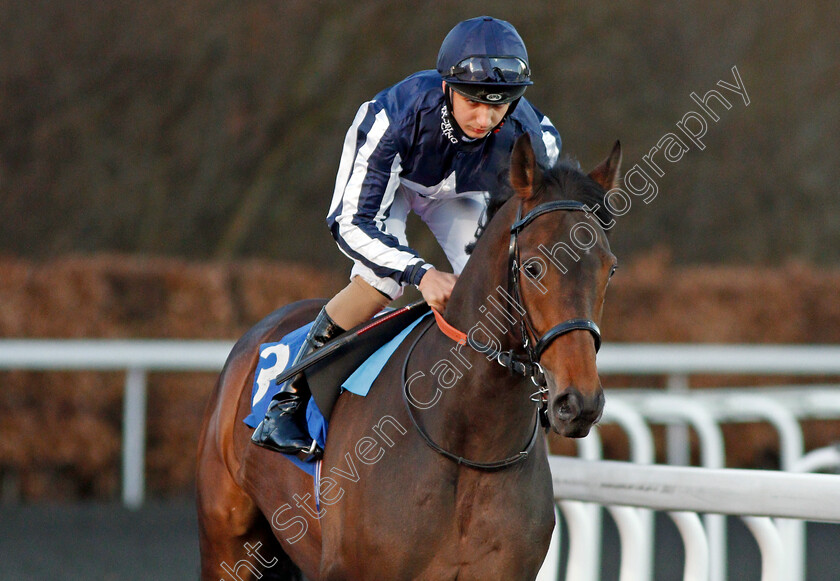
[245,301,432,432]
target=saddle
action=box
[276,300,430,420]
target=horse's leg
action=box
[197,391,304,580]
[196,300,325,580]
[197,495,302,581]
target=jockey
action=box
[252,16,562,456]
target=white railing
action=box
[1,341,839,508]
[586,345,840,581]
[2,340,840,578]
[0,339,233,508]
[589,388,840,581]
[549,456,840,581]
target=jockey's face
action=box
[445,83,510,139]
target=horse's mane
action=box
[466,159,612,255]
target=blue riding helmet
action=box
[437,16,533,105]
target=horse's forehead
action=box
[521,210,611,254]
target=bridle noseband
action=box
[507,200,602,379]
[401,199,604,471]
[462,200,602,385]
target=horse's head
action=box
[505,134,621,438]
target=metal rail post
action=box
[122,367,148,509]
[666,373,691,466]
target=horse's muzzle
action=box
[549,386,604,438]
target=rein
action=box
[401,318,541,471]
[401,199,602,471]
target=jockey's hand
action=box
[418,268,458,312]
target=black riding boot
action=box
[250,307,344,458]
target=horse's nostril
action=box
[558,398,572,416]
[553,391,581,422]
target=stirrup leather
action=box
[250,306,344,456]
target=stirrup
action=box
[297,439,322,462]
[251,307,344,455]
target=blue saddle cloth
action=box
[244,312,431,475]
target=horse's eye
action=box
[522,262,541,279]
[609,265,618,278]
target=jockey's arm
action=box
[327,101,436,298]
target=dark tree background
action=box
[1,1,839,504]
[2,0,838,270]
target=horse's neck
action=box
[411,330,537,464]
[445,199,520,351]
[414,202,538,460]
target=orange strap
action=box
[431,307,467,345]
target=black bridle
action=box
[401,199,603,471]
[463,199,602,383]
[507,200,602,376]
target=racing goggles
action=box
[448,82,528,105]
[448,56,532,85]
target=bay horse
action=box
[196,134,622,580]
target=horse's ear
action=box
[510,133,540,201]
[588,140,622,191]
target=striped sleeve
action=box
[539,114,561,167]
[326,101,429,286]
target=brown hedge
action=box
[1,254,838,500]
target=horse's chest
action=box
[321,469,554,580]
[450,478,534,533]
[319,418,555,580]
[425,477,555,575]
[463,483,551,541]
